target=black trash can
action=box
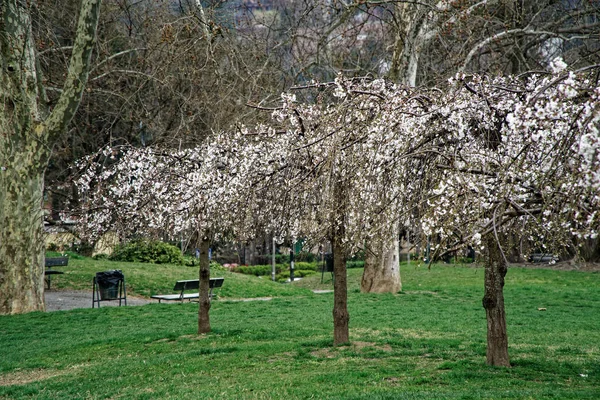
[95,270,124,300]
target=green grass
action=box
[1,261,598,399]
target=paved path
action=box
[45,290,151,311]
[45,288,335,312]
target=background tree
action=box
[0,0,102,314]
[39,0,281,229]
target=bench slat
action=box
[173,279,200,291]
[151,293,199,301]
[45,257,69,267]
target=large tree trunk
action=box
[361,228,402,293]
[198,236,211,334]
[388,2,434,86]
[0,170,46,314]
[482,234,510,367]
[0,0,102,315]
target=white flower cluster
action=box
[73,70,599,257]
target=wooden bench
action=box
[151,278,224,303]
[44,257,69,290]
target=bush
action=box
[234,264,284,276]
[109,240,185,265]
[294,261,318,271]
[276,269,317,282]
[346,260,364,269]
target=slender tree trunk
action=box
[198,235,211,334]
[361,228,402,293]
[482,235,510,367]
[332,232,349,346]
[332,179,349,345]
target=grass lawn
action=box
[1,260,598,399]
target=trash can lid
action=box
[95,270,124,286]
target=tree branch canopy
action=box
[44,0,102,144]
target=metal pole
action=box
[290,247,295,282]
[407,230,410,267]
[272,237,276,282]
[426,236,431,264]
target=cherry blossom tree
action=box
[259,67,599,359]
[74,65,599,355]
[398,67,600,366]
[75,137,250,333]
[245,80,438,344]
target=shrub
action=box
[296,269,317,278]
[236,265,269,276]
[234,264,284,276]
[109,240,185,265]
[276,269,317,282]
[346,260,364,269]
[294,261,318,271]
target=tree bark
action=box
[332,179,349,346]
[361,228,402,293]
[388,2,422,85]
[482,234,510,367]
[0,170,46,314]
[332,231,349,346]
[198,235,211,334]
[0,0,102,314]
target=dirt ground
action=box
[44,290,152,312]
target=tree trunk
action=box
[482,234,510,367]
[332,232,349,346]
[0,169,46,314]
[0,0,102,315]
[388,2,431,86]
[332,179,349,346]
[361,228,402,293]
[198,236,211,334]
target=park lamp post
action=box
[272,237,276,282]
[290,247,295,282]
